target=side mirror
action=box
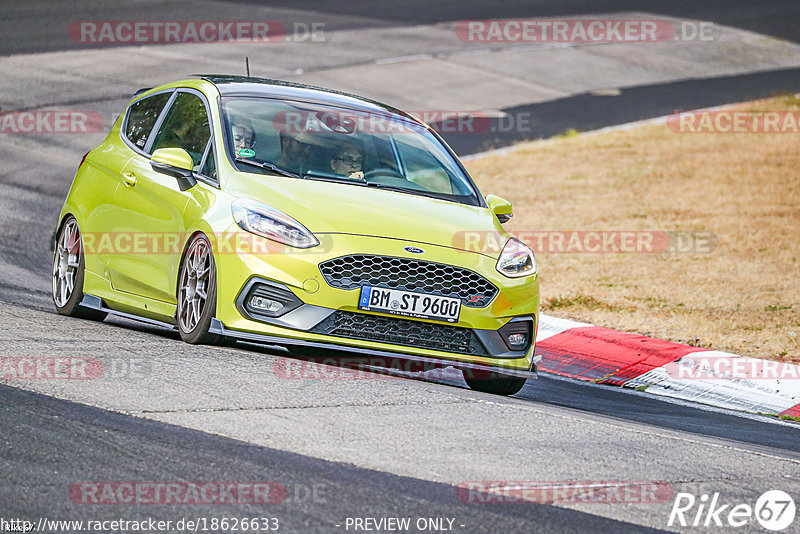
[486,194,513,223]
[151,148,197,191]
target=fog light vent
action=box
[242,282,302,319]
[498,319,533,351]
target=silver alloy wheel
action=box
[52,219,81,307]
[178,237,212,332]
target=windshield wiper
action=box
[364,182,443,200]
[298,171,459,202]
[235,158,300,179]
[301,171,369,186]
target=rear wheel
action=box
[177,234,220,345]
[463,369,527,396]
[52,216,107,321]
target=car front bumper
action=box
[212,231,540,373]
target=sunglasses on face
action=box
[335,155,362,166]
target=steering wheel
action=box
[364,168,406,181]
[364,169,432,191]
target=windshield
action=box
[220,96,482,206]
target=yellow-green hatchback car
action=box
[53,75,540,395]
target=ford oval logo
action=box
[404,246,425,254]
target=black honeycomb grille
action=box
[318,255,497,307]
[311,311,488,356]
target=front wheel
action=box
[463,369,527,396]
[177,233,220,345]
[52,216,107,321]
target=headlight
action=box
[232,198,319,249]
[496,237,536,278]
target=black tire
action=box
[52,216,107,321]
[463,369,528,396]
[176,233,220,345]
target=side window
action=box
[150,92,211,167]
[124,92,171,150]
[373,136,401,172]
[201,142,217,181]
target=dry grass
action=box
[465,95,800,362]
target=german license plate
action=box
[358,286,461,323]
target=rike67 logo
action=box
[668,490,795,531]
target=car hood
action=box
[226,172,506,257]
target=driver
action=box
[275,130,311,171]
[330,144,364,180]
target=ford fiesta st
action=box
[52,75,540,395]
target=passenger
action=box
[330,144,364,180]
[231,120,256,154]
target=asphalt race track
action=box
[2,2,800,533]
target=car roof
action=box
[195,74,423,124]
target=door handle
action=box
[121,172,137,187]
